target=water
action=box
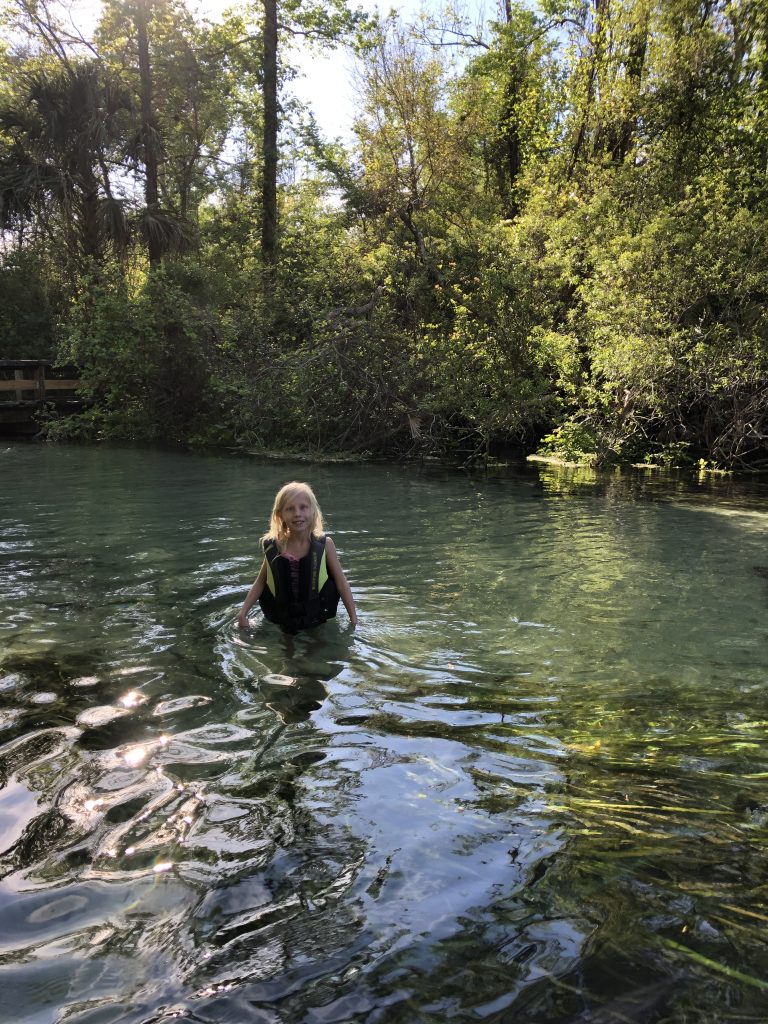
[1,444,767,1024]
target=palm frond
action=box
[135,208,197,255]
[99,196,131,251]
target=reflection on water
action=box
[1,444,767,1023]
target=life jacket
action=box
[258,535,340,632]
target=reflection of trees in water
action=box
[471,699,768,1023]
[306,656,768,1022]
[187,801,370,1014]
[183,678,370,1018]
[34,621,754,1021]
[128,624,372,1017]
[0,619,373,1021]
[6,461,768,1020]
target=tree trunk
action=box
[567,0,608,179]
[80,182,102,264]
[261,0,278,268]
[499,73,522,218]
[135,0,162,265]
[612,8,649,163]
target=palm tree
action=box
[0,60,131,268]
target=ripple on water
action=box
[2,450,768,1023]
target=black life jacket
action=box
[258,535,340,632]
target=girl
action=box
[237,481,358,632]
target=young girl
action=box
[237,481,358,633]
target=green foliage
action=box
[580,185,768,465]
[0,248,59,359]
[97,0,235,222]
[1,0,767,467]
[538,420,598,464]
[0,59,133,268]
[461,2,560,218]
[54,268,218,443]
[415,222,557,456]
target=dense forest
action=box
[1,0,767,467]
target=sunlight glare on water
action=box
[0,444,767,1023]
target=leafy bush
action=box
[0,248,59,359]
[53,268,217,443]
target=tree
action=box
[349,17,476,277]
[133,0,163,263]
[253,0,367,269]
[0,60,131,271]
[461,1,559,219]
[261,0,278,266]
[97,0,210,263]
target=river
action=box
[1,444,767,1023]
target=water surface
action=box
[1,445,767,1023]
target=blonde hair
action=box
[262,481,325,546]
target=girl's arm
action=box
[238,560,267,629]
[325,537,358,628]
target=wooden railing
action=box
[0,360,81,406]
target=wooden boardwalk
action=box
[0,359,82,434]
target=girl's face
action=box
[280,491,314,534]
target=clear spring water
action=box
[1,443,767,1023]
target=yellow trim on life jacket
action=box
[318,548,328,591]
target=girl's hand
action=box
[237,612,251,631]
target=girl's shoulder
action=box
[312,532,334,552]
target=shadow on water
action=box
[1,446,768,1022]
